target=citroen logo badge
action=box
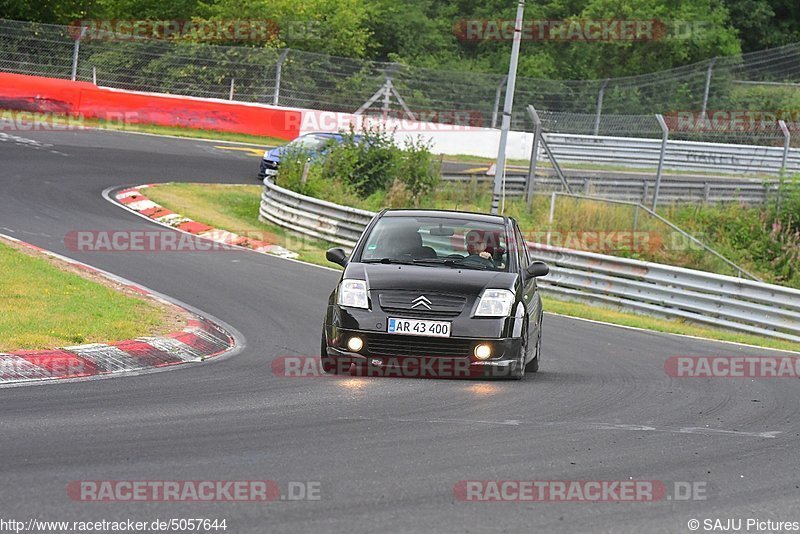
[411,295,432,310]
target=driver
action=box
[465,230,496,268]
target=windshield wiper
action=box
[412,258,489,270]
[362,258,414,265]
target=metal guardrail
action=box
[442,174,787,205]
[259,179,375,247]
[545,134,800,176]
[531,244,800,343]
[260,178,800,343]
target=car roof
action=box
[380,208,508,225]
[300,132,363,140]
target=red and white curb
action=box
[115,185,298,259]
[0,234,236,386]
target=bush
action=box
[320,127,399,198]
[278,126,440,207]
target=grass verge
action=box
[442,155,774,179]
[144,183,337,267]
[144,183,798,352]
[0,239,182,351]
[0,109,288,146]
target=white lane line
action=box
[341,416,521,427]
[340,416,781,439]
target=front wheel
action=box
[525,327,541,373]
[320,328,347,374]
[508,341,526,380]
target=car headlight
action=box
[338,279,369,309]
[475,289,515,317]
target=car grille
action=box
[378,291,466,318]
[365,333,473,358]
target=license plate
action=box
[387,317,451,338]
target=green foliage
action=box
[395,137,441,206]
[277,127,440,207]
[13,0,799,82]
[663,176,800,287]
[0,0,98,23]
[320,128,398,197]
[200,0,372,57]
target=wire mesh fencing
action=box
[1,17,799,146]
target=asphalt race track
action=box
[1,129,798,533]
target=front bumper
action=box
[325,328,523,379]
[258,159,279,178]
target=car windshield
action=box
[287,134,332,151]
[359,215,510,271]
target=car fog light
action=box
[347,336,364,352]
[474,343,492,360]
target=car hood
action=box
[344,263,518,294]
[265,146,286,160]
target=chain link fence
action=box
[1,18,799,147]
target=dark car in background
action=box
[258,132,360,179]
[321,209,549,379]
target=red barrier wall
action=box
[0,72,300,140]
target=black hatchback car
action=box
[321,209,549,379]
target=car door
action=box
[514,223,539,359]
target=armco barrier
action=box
[0,72,301,139]
[260,178,800,343]
[259,180,375,247]
[546,133,800,176]
[442,174,785,205]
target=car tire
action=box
[508,341,526,380]
[525,327,541,374]
[320,328,346,374]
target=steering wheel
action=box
[461,254,497,269]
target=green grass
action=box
[144,183,339,268]
[0,108,288,146]
[143,182,798,352]
[442,155,776,179]
[0,241,174,351]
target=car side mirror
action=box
[525,261,549,278]
[326,247,348,267]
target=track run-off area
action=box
[1,128,798,533]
